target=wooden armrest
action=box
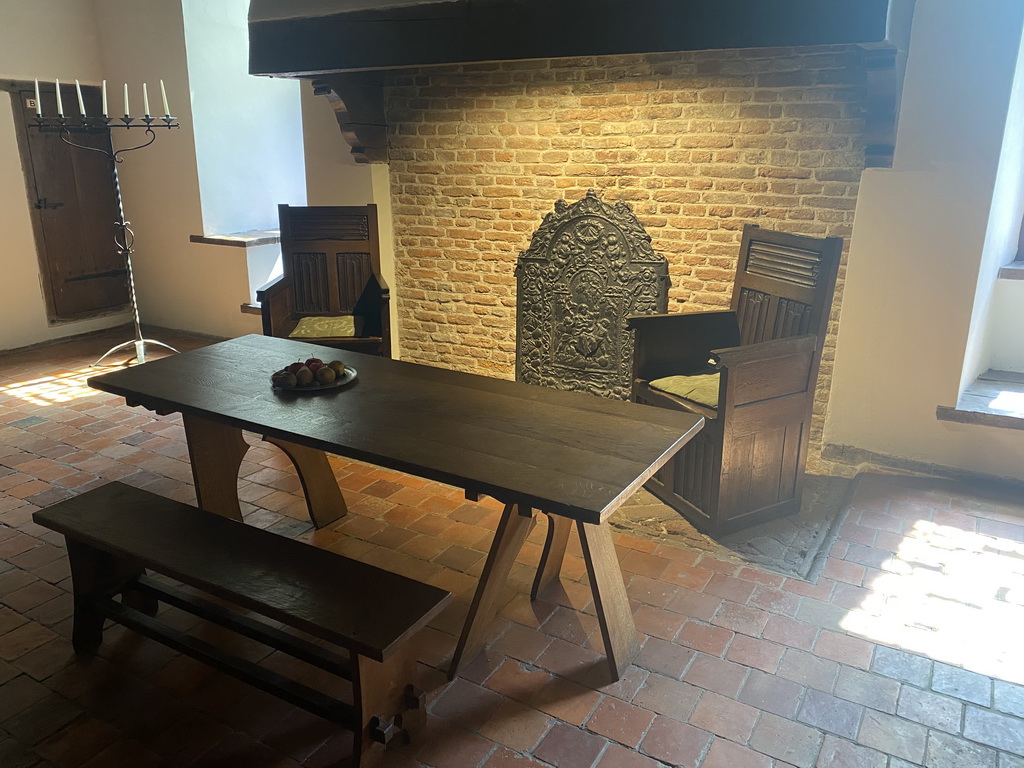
[256,274,294,337]
[256,274,290,301]
[712,335,817,409]
[628,311,741,380]
[711,334,816,368]
[370,267,390,294]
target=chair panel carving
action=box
[736,235,832,346]
[289,209,370,241]
[335,252,372,313]
[290,253,330,314]
[516,190,669,400]
[743,238,823,287]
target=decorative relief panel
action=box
[516,190,669,400]
[290,252,329,314]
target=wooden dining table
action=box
[88,334,704,679]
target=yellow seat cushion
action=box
[648,373,720,409]
[288,315,360,339]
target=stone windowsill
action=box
[936,405,1024,431]
[998,260,1024,280]
[936,369,1024,431]
[190,230,280,248]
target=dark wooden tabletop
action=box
[88,335,704,524]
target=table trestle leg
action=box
[577,521,640,680]
[449,503,535,676]
[181,414,249,521]
[531,512,574,600]
[264,437,348,528]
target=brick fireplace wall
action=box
[385,45,867,453]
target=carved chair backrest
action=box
[279,204,384,333]
[516,190,670,400]
[731,224,843,348]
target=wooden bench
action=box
[33,482,451,768]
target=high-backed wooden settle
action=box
[630,224,843,535]
[258,204,391,357]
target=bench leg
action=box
[182,414,248,521]
[577,521,640,680]
[531,513,574,600]
[450,503,535,676]
[65,540,144,654]
[352,644,421,768]
[263,437,348,528]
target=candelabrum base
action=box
[93,337,179,367]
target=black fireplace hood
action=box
[248,0,912,77]
[248,0,913,165]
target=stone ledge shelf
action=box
[936,406,1024,431]
[189,230,281,248]
[999,260,1024,280]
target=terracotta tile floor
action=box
[3,328,1024,767]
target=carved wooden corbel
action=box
[311,73,387,164]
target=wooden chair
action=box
[258,204,391,357]
[629,224,843,536]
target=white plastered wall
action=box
[987,279,1024,373]
[89,0,260,340]
[826,0,1024,480]
[961,20,1024,387]
[0,0,133,349]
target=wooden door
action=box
[14,83,129,319]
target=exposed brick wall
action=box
[385,46,866,455]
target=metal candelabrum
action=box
[32,114,180,366]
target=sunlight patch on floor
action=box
[0,365,117,406]
[842,519,1024,684]
[988,389,1024,417]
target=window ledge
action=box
[190,230,280,248]
[936,405,1024,431]
[999,260,1024,280]
[936,369,1024,431]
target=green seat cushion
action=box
[288,315,361,339]
[648,373,720,409]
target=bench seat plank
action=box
[33,481,449,662]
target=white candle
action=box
[55,79,64,116]
[160,79,170,117]
[143,83,150,117]
[34,79,42,116]
[123,83,129,117]
[75,80,86,116]
[101,80,108,117]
